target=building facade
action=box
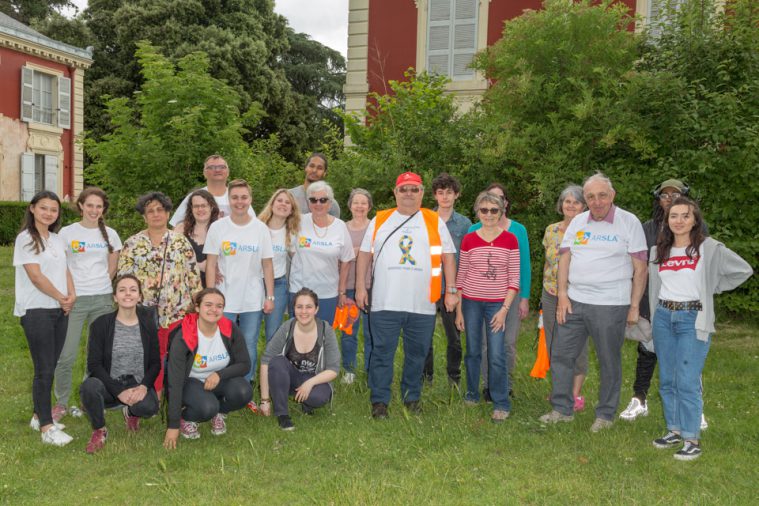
[0,12,92,202]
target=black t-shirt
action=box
[286,339,320,374]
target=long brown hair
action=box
[77,187,114,253]
[257,189,301,250]
[20,190,62,254]
[654,197,706,264]
[181,189,220,239]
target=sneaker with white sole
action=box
[180,419,200,439]
[590,417,614,433]
[123,406,140,432]
[85,428,108,454]
[700,413,708,431]
[341,372,356,385]
[52,404,67,423]
[210,414,227,436]
[653,431,683,449]
[69,406,84,418]
[539,410,574,424]
[674,441,702,461]
[41,425,73,447]
[619,397,648,421]
[29,416,65,432]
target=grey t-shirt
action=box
[288,185,341,218]
[110,320,144,383]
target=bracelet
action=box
[339,291,346,296]
[260,398,271,403]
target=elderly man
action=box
[170,154,254,226]
[289,152,340,218]
[540,173,647,432]
[355,172,458,419]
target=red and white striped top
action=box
[456,230,520,302]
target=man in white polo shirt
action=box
[540,173,647,432]
[170,154,254,226]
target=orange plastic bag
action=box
[333,302,360,334]
[530,309,550,379]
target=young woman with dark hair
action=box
[174,189,220,288]
[54,187,122,421]
[649,197,752,461]
[80,274,160,454]
[14,190,76,446]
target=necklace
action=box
[313,217,330,238]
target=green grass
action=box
[1,245,757,504]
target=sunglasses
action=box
[397,186,421,194]
[308,197,330,204]
[478,207,500,215]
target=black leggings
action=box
[181,376,252,422]
[80,376,159,430]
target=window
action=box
[21,153,58,201]
[427,0,478,80]
[648,0,683,39]
[21,66,71,129]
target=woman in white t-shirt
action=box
[649,197,752,461]
[257,189,301,342]
[289,181,355,325]
[13,191,76,447]
[55,187,122,422]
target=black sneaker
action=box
[653,431,683,449]
[278,415,295,431]
[302,404,315,416]
[404,400,421,414]
[674,441,702,461]
[482,388,493,403]
[371,402,388,420]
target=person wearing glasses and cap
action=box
[355,172,458,419]
[289,152,341,218]
[170,154,255,227]
[619,178,710,428]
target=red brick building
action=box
[0,12,92,201]
[344,0,660,118]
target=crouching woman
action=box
[80,274,160,454]
[259,288,339,430]
[163,288,252,449]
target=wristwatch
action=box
[447,286,458,294]
[265,295,275,301]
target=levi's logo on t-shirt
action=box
[659,255,700,272]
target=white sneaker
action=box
[40,425,73,446]
[341,372,356,385]
[69,406,84,418]
[619,397,648,421]
[700,413,708,431]
[29,416,65,432]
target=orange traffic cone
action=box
[530,309,550,379]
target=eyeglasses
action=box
[205,164,228,171]
[478,207,500,215]
[192,204,210,210]
[659,192,682,201]
[397,186,421,194]
[308,197,330,204]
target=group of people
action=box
[14,152,752,461]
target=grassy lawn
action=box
[1,244,757,504]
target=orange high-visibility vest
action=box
[371,208,442,303]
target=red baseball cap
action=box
[395,172,423,188]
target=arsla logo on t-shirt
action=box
[574,231,591,245]
[298,236,312,248]
[194,354,207,368]
[222,241,237,256]
[573,231,619,245]
[71,240,86,253]
[659,255,700,272]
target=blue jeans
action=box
[367,310,436,405]
[462,298,510,412]
[342,289,374,373]
[224,311,263,383]
[653,305,710,440]
[263,276,289,343]
[289,293,338,327]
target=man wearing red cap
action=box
[355,172,459,419]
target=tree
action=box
[0,0,75,24]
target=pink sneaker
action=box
[85,428,108,454]
[122,406,140,432]
[210,413,227,436]
[574,396,586,412]
[52,404,67,423]
[246,400,259,414]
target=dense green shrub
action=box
[0,201,79,245]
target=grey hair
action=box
[306,180,334,201]
[473,191,505,216]
[583,172,615,193]
[556,185,586,214]
[348,188,373,210]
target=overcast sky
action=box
[68,0,349,56]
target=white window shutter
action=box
[21,67,34,122]
[452,0,477,79]
[58,76,71,129]
[21,153,36,200]
[427,0,452,76]
[44,155,58,193]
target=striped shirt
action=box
[456,230,520,302]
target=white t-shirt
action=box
[169,187,255,227]
[360,210,455,315]
[13,230,69,317]
[189,327,230,381]
[204,216,273,313]
[59,222,122,296]
[561,206,647,305]
[658,246,702,302]
[269,226,295,278]
[289,214,355,298]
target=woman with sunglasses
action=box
[289,181,354,325]
[174,189,221,288]
[455,191,520,422]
